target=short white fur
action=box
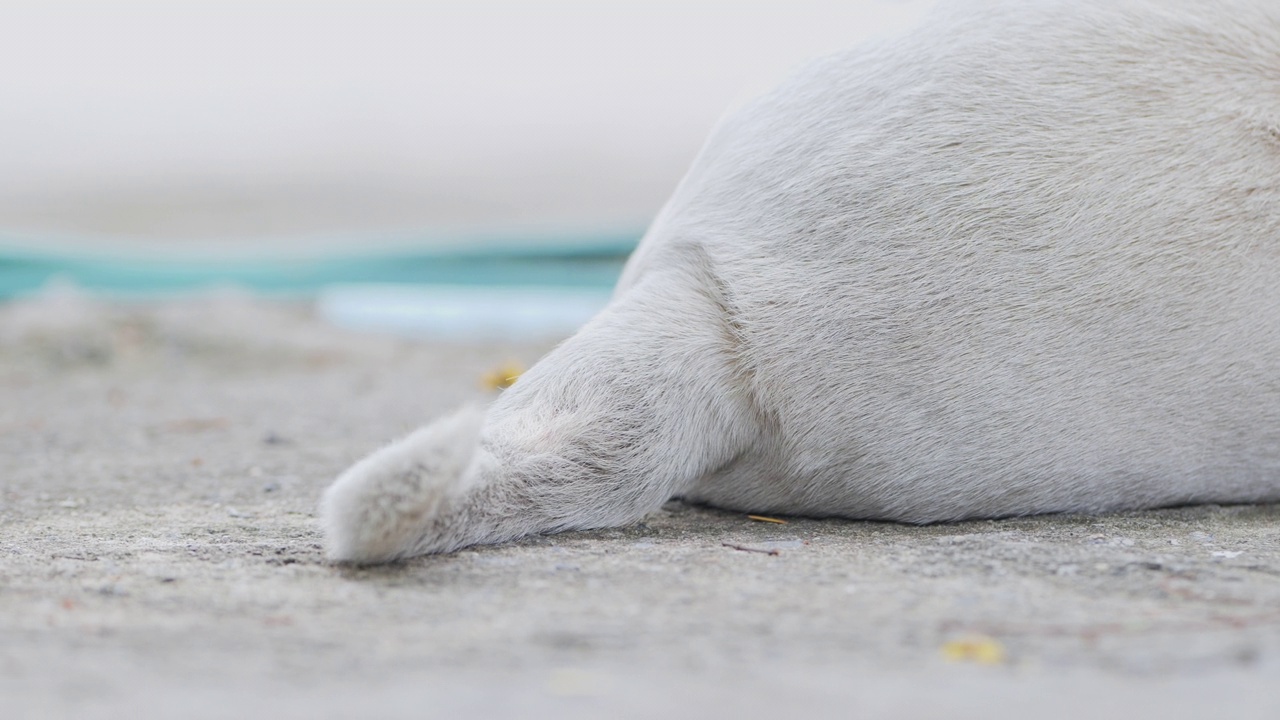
[321,0,1280,563]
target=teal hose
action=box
[0,231,638,298]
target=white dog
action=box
[322,0,1280,563]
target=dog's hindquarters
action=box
[320,267,759,562]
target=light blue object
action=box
[318,284,613,341]
[0,230,638,299]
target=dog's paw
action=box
[320,405,485,564]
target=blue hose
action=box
[0,231,638,298]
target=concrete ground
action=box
[2,292,1279,719]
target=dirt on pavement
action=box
[2,291,1279,719]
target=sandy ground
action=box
[3,292,1280,719]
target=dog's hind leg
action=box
[320,266,759,563]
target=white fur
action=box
[321,0,1280,563]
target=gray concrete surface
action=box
[3,292,1279,719]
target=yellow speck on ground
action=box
[481,362,524,390]
[940,636,1006,665]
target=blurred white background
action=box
[0,0,934,246]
